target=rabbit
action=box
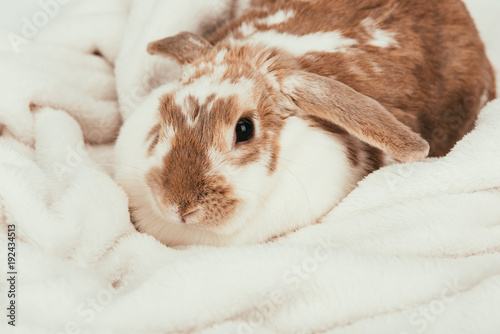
[114,0,496,246]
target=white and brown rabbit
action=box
[115,0,496,246]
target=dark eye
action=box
[235,118,254,144]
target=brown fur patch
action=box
[159,95,187,132]
[147,32,213,64]
[206,0,495,157]
[146,160,239,228]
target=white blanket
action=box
[1,0,500,333]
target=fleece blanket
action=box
[1,0,500,333]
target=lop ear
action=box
[281,72,429,162]
[147,31,213,64]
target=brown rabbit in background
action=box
[115,0,496,246]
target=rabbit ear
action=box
[147,32,213,64]
[281,71,429,162]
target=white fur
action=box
[363,18,399,48]
[214,48,228,63]
[369,29,399,48]
[115,84,180,230]
[239,22,258,36]
[176,71,255,118]
[244,29,357,56]
[255,9,295,26]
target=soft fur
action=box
[115,0,495,246]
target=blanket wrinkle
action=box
[0,0,500,333]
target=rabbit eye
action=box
[235,118,254,143]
